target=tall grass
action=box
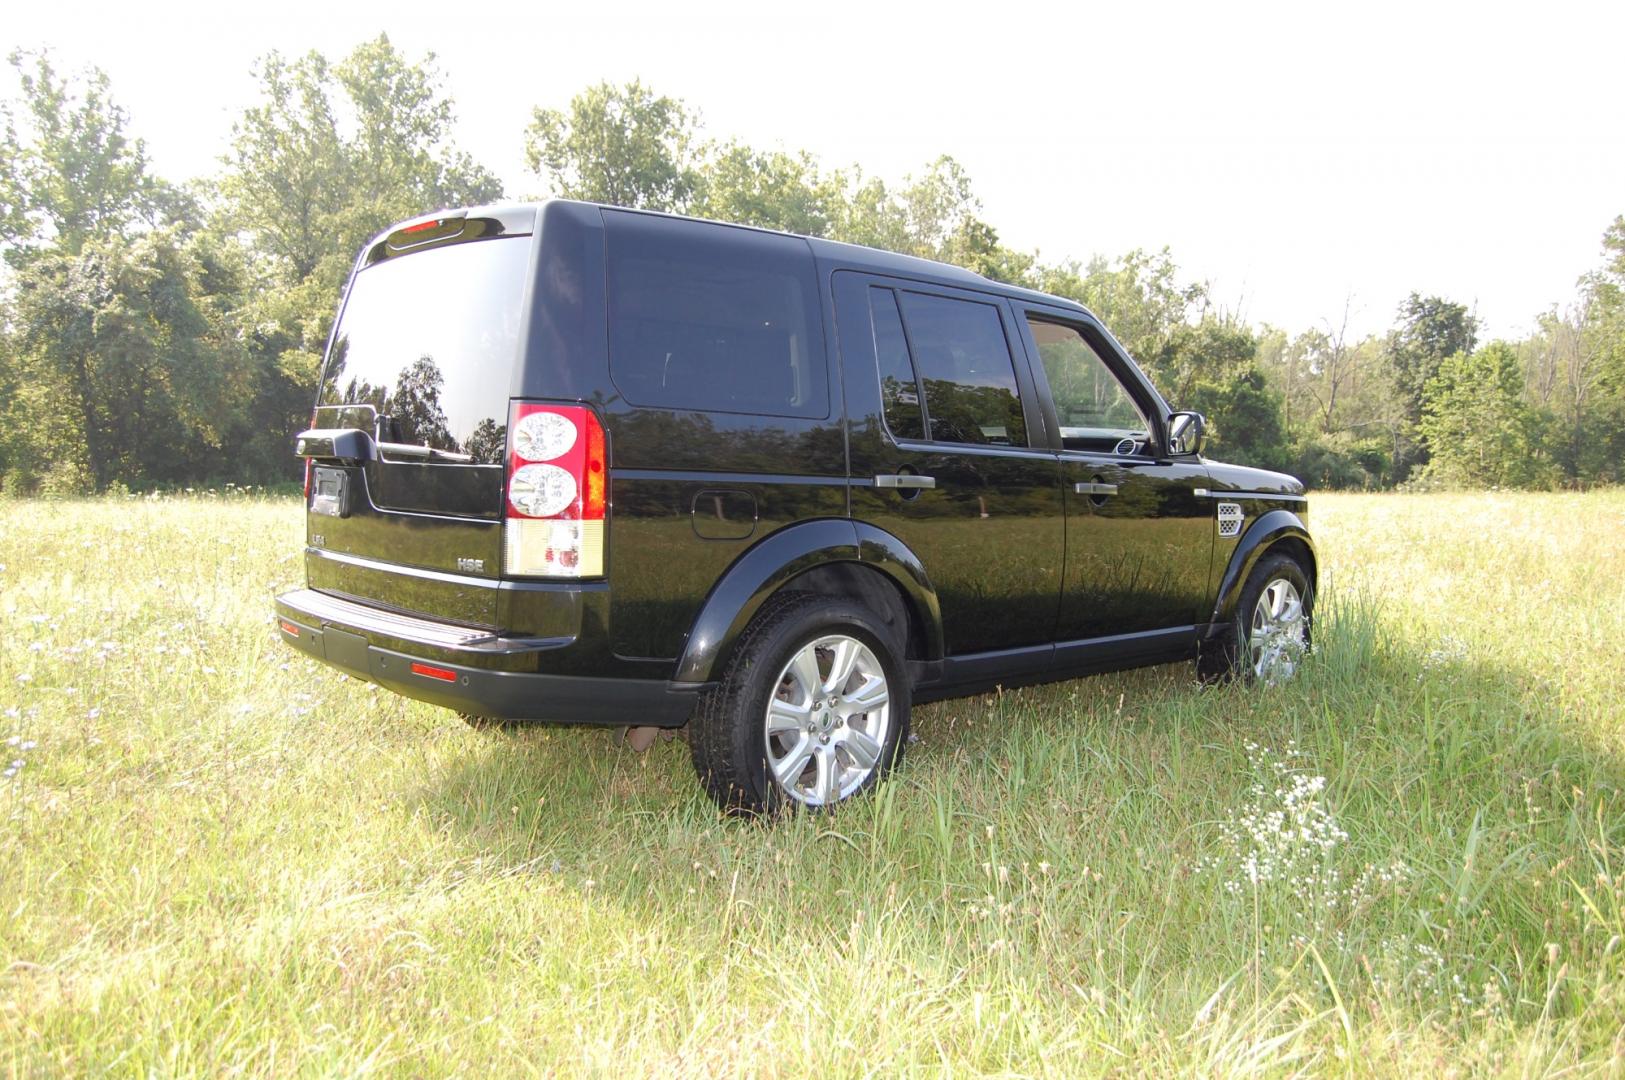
[1,490,1622,1075]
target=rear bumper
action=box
[274,589,697,727]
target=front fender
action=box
[673,518,945,685]
[1209,509,1317,626]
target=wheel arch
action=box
[673,519,944,685]
[1209,509,1318,627]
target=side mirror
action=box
[1167,411,1206,456]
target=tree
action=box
[222,35,502,293]
[1304,299,1359,434]
[524,80,699,211]
[1189,364,1290,470]
[1419,342,1549,488]
[692,142,836,237]
[3,228,247,490]
[1387,292,1477,418]
[0,50,169,264]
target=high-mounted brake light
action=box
[503,403,606,578]
[401,218,441,235]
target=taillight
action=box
[503,403,606,578]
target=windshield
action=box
[317,236,531,464]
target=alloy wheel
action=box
[1249,578,1307,685]
[763,634,891,807]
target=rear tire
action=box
[690,592,909,815]
[1197,552,1313,685]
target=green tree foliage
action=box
[223,35,501,292]
[1386,293,1479,477]
[0,50,171,263]
[1419,342,1551,488]
[525,80,699,211]
[1189,365,1290,470]
[2,228,245,491]
[691,143,836,236]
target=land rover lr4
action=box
[276,201,1315,813]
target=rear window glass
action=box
[605,210,827,418]
[869,287,924,440]
[896,292,1027,447]
[318,236,529,463]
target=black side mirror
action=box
[1167,411,1206,456]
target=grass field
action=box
[2,490,1624,1076]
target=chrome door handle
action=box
[875,474,936,490]
[1075,481,1118,496]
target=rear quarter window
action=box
[604,210,827,418]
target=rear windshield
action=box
[317,236,531,463]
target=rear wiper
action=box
[376,441,473,463]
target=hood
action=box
[1202,459,1306,497]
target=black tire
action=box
[690,591,910,815]
[1196,552,1313,685]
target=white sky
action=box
[7,0,1623,342]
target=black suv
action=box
[276,201,1315,812]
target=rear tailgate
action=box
[304,212,535,628]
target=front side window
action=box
[896,292,1027,447]
[1027,318,1149,453]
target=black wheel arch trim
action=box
[673,518,945,685]
[1209,509,1317,628]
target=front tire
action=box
[690,592,909,814]
[1197,552,1313,686]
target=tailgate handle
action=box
[375,441,473,463]
[875,474,936,490]
[1075,481,1118,496]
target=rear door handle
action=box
[874,474,936,490]
[1075,481,1118,496]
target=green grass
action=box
[2,490,1623,1076]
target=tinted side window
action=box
[869,287,924,440]
[1027,318,1150,452]
[897,292,1027,447]
[605,211,827,417]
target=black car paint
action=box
[277,199,1314,726]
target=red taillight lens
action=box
[505,404,606,520]
[303,460,312,501]
[402,218,441,235]
[504,403,607,577]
